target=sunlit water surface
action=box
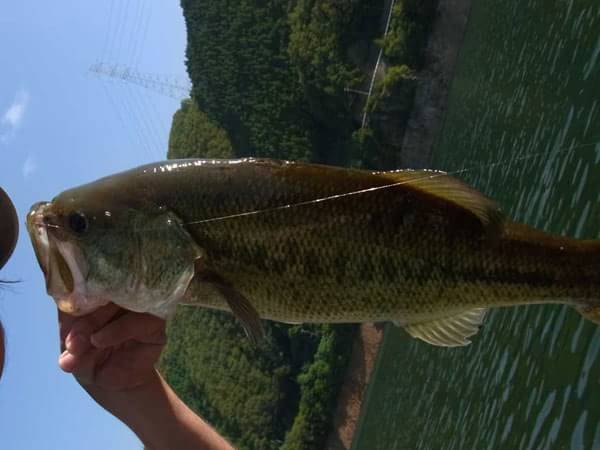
[354,0,599,449]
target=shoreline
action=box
[400,0,473,169]
[325,1,473,448]
[325,323,385,450]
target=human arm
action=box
[58,304,234,450]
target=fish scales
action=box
[165,161,597,324]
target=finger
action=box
[58,303,123,350]
[59,346,110,386]
[91,312,166,349]
[62,317,100,356]
[64,331,92,357]
[58,347,95,376]
[94,343,163,390]
[57,310,78,342]
[85,303,127,329]
[58,350,77,373]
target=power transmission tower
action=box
[90,62,192,100]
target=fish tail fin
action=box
[574,240,600,324]
[575,305,600,325]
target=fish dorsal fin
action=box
[403,308,488,347]
[383,170,504,233]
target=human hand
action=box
[58,304,234,450]
[58,303,166,391]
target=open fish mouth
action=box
[26,202,91,315]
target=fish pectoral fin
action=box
[383,170,504,236]
[195,263,264,344]
[217,283,265,344]
[402,308,488,347]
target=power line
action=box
[100,0,115,61]
[127,0,146,66]
[133,2,152,68]
[107,0,125,63]
[94,1,185,161]
[125,84,166,157]
[100,79,156,160]
[114,0,132,63]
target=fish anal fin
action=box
[194,259,264,344]
[403,308,488,347]
[383,170,504,236]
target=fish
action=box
[26,158,600,347]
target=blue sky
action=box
[0,1,188,448]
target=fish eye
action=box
[68,211,89,234]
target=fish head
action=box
[26,182,202,318]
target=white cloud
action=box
[22,154,37,178]
[1,90,30,143]
[2,90,30,128]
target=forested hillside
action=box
[161,1,438,449]
[161,310,354,450]
[179,0,386,165]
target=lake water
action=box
[353,1,600,449]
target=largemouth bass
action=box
[26,158,600,346]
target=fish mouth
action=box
[26,202,91,315]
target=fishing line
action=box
[182,140,599,227]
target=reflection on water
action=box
[354,0,599,448]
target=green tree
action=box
[168,99,233,159]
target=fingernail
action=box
[58,351,73,372]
